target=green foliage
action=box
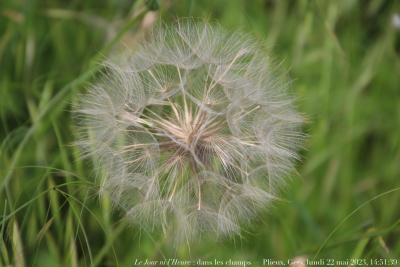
[0,0,399,266]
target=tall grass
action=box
[1,0,399,266]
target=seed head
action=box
[74,20,304,242]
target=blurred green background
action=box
[1,0,400,266]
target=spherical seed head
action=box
[74,20,304,242]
